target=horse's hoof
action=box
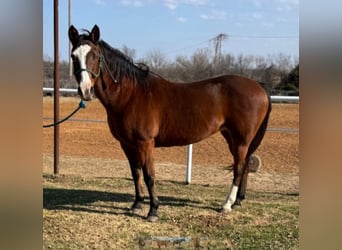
[232,204,242,210]
[219,207,232,213]
[131,208,143,215]
[146,215,158,222]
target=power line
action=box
[164,39,210,56]
[228,34,298,39]
[163,33,298,56]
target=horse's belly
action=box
[155,125,219,147]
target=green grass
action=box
[43,172,299,249]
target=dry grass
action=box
[43,155,298,249]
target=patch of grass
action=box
[43,171,299,249]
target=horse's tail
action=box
[247,90,272,158]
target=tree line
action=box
[43,46,299,96]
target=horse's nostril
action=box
[77,86,92,101]
[85,89,91,97]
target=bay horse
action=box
[68,25,272,222]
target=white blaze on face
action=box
[72,44,92,99]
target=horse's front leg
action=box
[120,143,145,213]
[138,139,159,222]
[130,166,145,212]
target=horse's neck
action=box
[93,80,108,107]
[94,73,136,112]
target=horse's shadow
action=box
[43,187,136,215]
[43,186,210,217]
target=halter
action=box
[74,53,118,83]
[74,55,103,78]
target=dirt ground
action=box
[42,97,299,176]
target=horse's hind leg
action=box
[232,155,250,209]
[222,144,248,212]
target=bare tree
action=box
[43,41,298,96]
[121,45,136,60]
[172,48,213,82]
[190,48,213,80]
[273,53,293,73]
[234,54,254,77]
[216,53,235,75]
[145,48,168,70]
[173,55,191,81]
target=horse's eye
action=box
[88,50,96,59]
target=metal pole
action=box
[186,144,193,184]
[54,0,60,174]
[68,0,72,78]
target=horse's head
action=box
[68,25,102,101]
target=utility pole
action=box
[68,0,72,78]
[54,0,60,174]
[211,33,228,66]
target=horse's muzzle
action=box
[78,86,94,101]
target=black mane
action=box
[98,40,149,87]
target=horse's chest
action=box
[106,112,156,144]
[106,116,131,142]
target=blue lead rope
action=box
[43,100,86,128]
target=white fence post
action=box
[186,144,193,184]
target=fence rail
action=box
[43,88,299,103]
[43,87,78,94]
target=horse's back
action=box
[209,75,266,96]
[192,75,269,118]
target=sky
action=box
[43,0,299,62]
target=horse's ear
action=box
[68,25,79,46]
[90,25,100,43]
